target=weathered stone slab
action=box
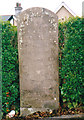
[17,7,59,115]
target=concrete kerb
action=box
[36,114,84,120]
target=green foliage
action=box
[1,21,19,115]
[59,17,84,109]
[0,20,2,119]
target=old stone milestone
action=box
[17,7,59,115]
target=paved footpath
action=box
[37,114,84,120]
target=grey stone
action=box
[17,7,59,116]
[37,114,84,120]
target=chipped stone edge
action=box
[20,107,52,116]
